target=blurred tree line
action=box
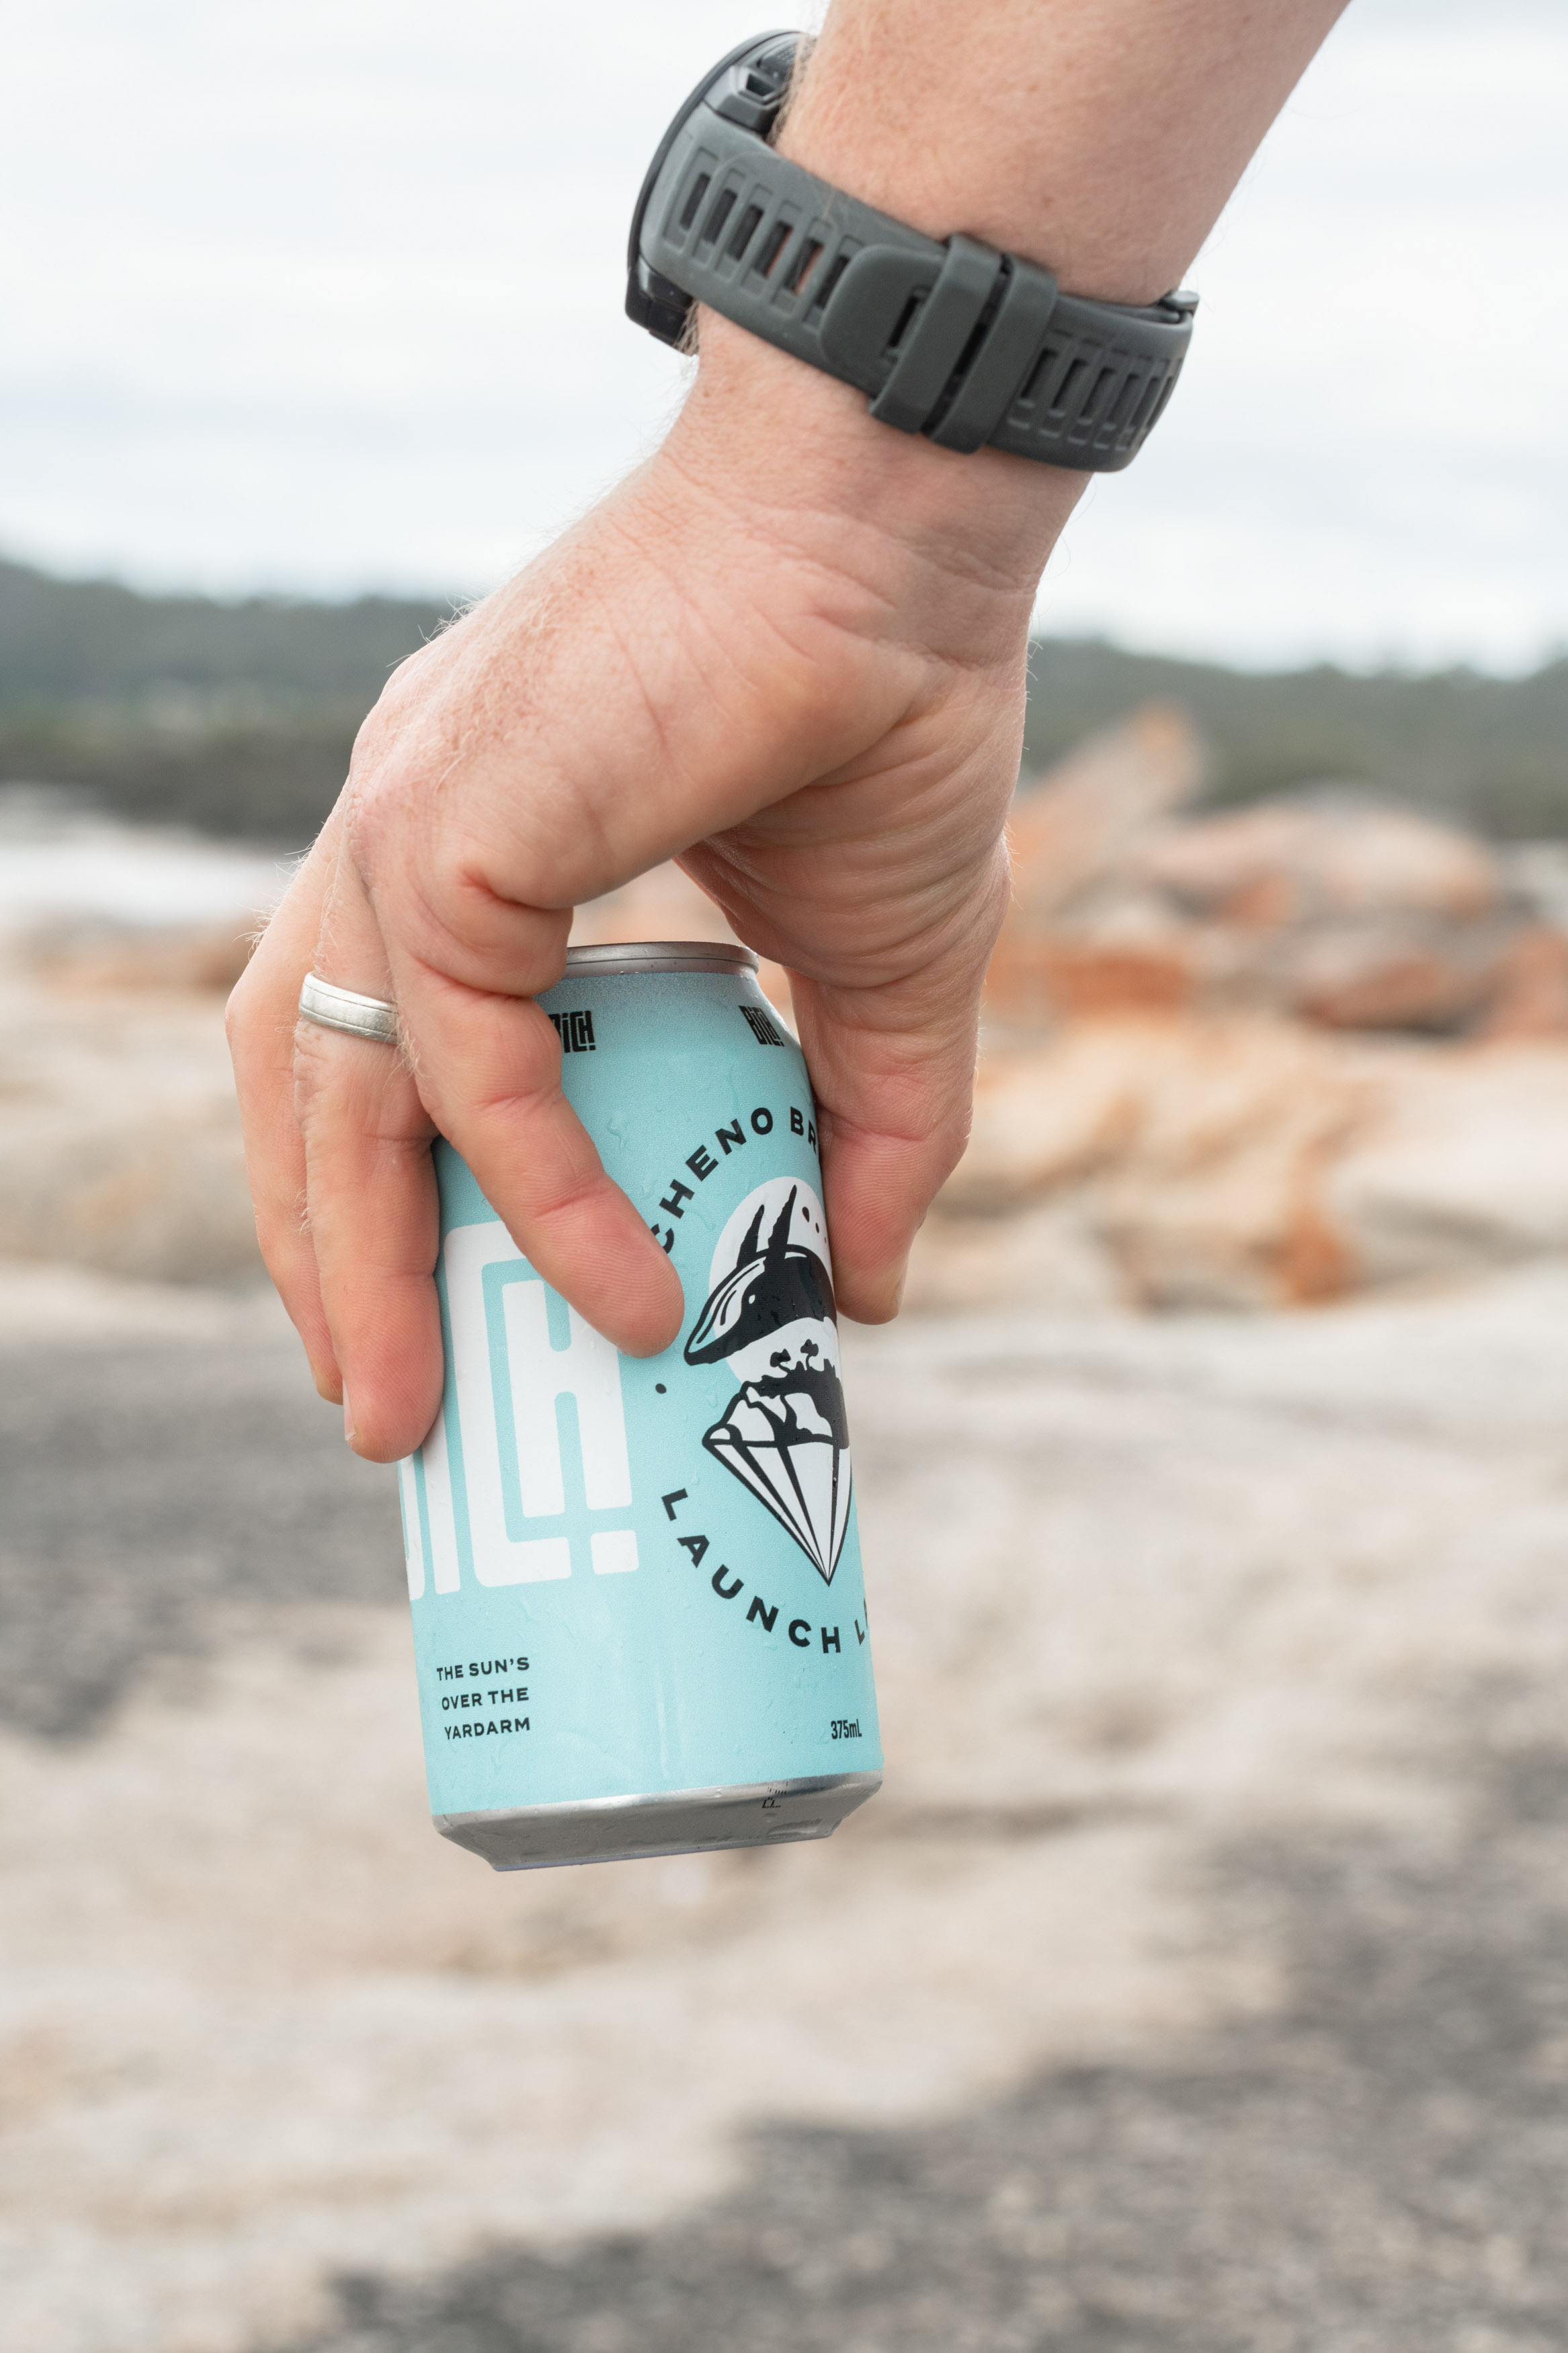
[1023,639,1568,836]
[3,554,1566,844]
[0,557,451,841]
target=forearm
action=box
[782,0,1350,303]
[669,0,1348,634]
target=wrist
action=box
[667,311,1081,614]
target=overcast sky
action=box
[2,1,1564,671]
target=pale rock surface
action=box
[9,1266,1568,2348]
[932,1016,1383,1308]
[1137,793,1506,925]
[930,1017,1568,1310]
[1007,705,1208,924]
[1328,1042,1568,1285]
[0,967,259,1281]
[900,1199,1124,1316]
[993,715,1568,1039]
[0,1256,282,1343]
[23,914,256,994]
[989,707,1209,1025]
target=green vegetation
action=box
[1024,638,1568,838]
[0,556,451,841]
[3,554,1565,844]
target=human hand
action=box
[226,318,1077,1462]
[230,0,1348,1465]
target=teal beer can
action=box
[395,941,883,1869]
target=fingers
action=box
[294,1026,441,1460]
[300,828,682,1452]
[794,988,980,1324]
[226,824,342,1396]
[295,852,442,1462]
[796,1019,975,1324]
[249,812,682,1460]
[390,949,686,1360]
[227,812,440,1449]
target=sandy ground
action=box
[5,1261,1568,2350]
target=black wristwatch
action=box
[627,32,1197,471]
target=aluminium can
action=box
[395,941,883,1870]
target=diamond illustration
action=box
[704,1392,852,1585]
[686,1182,852,1585]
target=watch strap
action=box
[628,34,1196,472]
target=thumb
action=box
[789,962,988,1325]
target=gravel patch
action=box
[0,1324,400,1737]
[288,1689,1568,2353]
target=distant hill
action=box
[3,554,1565,843]
[0,557,452,839]
[0,556,451,709]
[1023,639,1568,839]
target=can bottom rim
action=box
[434,1770,882,1872]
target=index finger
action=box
[393,953,686,1359]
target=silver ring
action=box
[298,972,401,1045]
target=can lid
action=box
[564,939,760,977]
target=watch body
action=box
[627,32,1196,471]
